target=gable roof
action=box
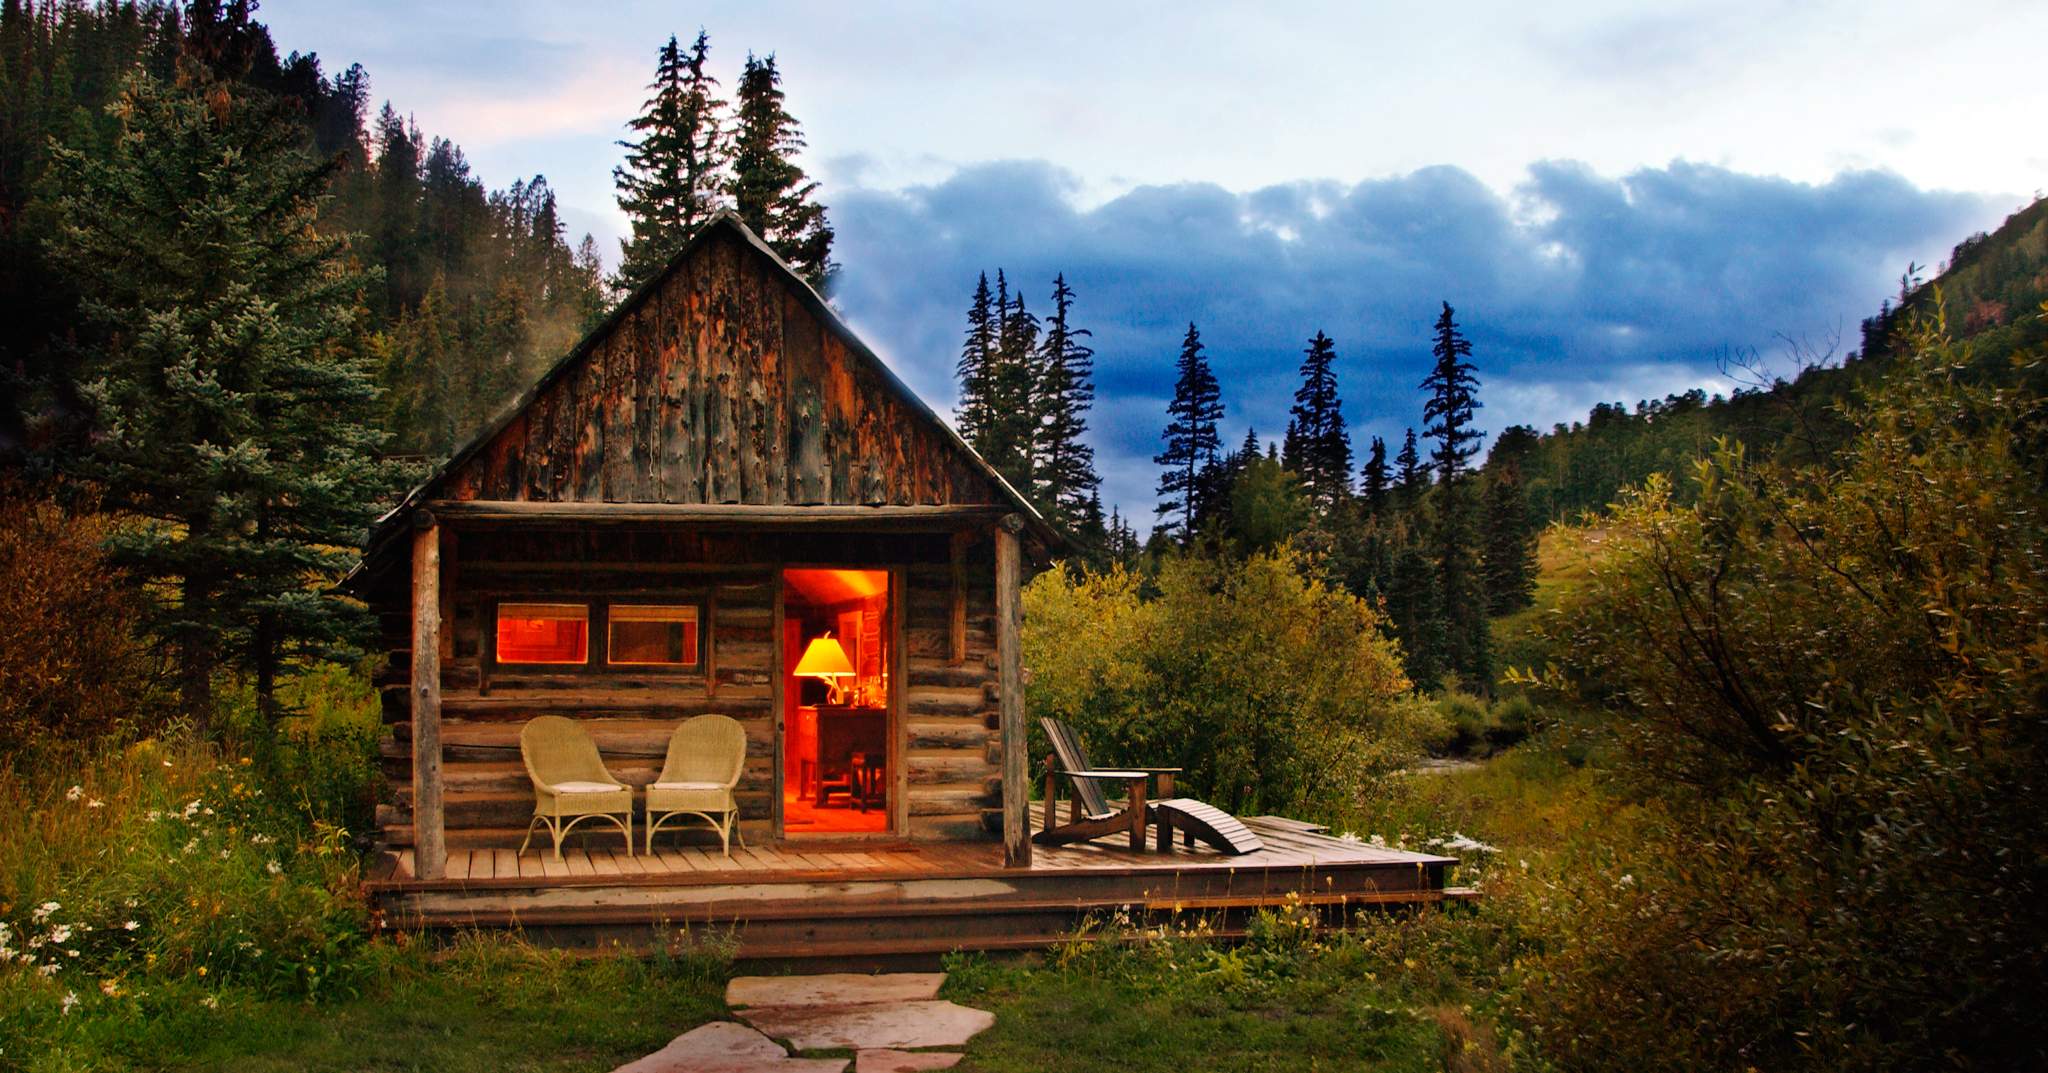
[364,212,1053,554]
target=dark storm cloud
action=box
[827,159,1998,517]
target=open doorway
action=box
[781,569,892,835]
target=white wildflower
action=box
[1441,833,1498,854]
[65,785,84,801]
[1616,873,1635,888]
[87,798,104,809]
[32,902,59,923]
[217,849,230,860]
[181,838,198,855]
[182,799,201,819]
[249,833,274,845]
[144,810,164,822]
[200,994,220,1009]
[64,948,79,958]
[61,991,79,1015]
[100,978,120,997]
[123,920,141,932]
[47,924,72,945]
[38,963,59,977]
[265,860,282,875]
[1367,834,1388,848]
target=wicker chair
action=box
[517,716,634,859]
[645,715,748,855]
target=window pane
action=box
[496,603,588,665]
[608,604,699,667]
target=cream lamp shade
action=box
[793,634,855,680]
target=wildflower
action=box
[182,800,201,819]
[250,833,275,846]
[181,839,198,855]
[201,993,220,1009]
[218,849,231,859]
[32,902,60,923]
[265,860,282,875]
[100,978,120,997]
[66,785,84,801]
[48,924,72,944]
[87,798,104,809]
[145,810,164,822]
[1368,834,1388,848]
[124,897,138,908]
[61,991,79,1015]
[38,963,58,977]
[1616,873,1636,888]
[196,965,208,977]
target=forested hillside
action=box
[0,0,608,464]
[1508,194,2048,521]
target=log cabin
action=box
[350,214,1464,957]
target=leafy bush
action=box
[0,487,168,757]
[1525,316,2048,1071]
[1025,546,1416,819]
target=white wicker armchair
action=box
[517,716,634,859]
[645,715,747,855]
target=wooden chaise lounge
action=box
[1034,717,1265,855]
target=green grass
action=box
[1491,525,1606,683]
[6,934,733,1073]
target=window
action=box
[495,603,588,665]
[607,604,700,667]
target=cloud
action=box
[827,159,2001,520]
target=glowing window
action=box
[495,603,589,665]
[607,604,700,667]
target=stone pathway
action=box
[612,972,992,1073]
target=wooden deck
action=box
[366,813,1467,961]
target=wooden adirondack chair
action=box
[1034,717,1266,856]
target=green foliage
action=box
[1282,330,1352,514]
[41,61,409,720]
[730,51,833,287]
[1024,546,1416,818]
[1153,323,1225,543]
[614,31,729,294]
[1526,314,2048,1071]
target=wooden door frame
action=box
[772,562,906,843]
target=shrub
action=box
[0,486,168,757]
[1528,317,2048,1071]
[1024,546,1416,819]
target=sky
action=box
[263,0,2039,518]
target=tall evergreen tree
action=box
[1281,330,1352,513]
[1154,322,1224,542]
[730,52,833,287]
[1419,301,1490,689]
[1033,272,1100,525]
[44,59,405,722]
[614,31,729,293]
[981,273,1038,492]
[1421,301,1484,481]
[954,271,996,448]
[1360,435,1390,515]
[1395,427,1426,507]
[1386,539,1448,688]
[1481,461,1538,615]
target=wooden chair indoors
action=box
[645,714,748,856]
[1035,716,1265,856]
[517,715,635,859]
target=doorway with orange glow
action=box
[781,569,893,836]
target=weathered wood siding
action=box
[374,529,1003,847]
[441,227,997,509]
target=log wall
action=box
[373,527,1004,848]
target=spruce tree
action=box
[1482,461,1538,614]
[1395,427,1426,508]
[614,31,729,293]
[980,273,1038,492]
[1361,435,1390,515]
[1033,272,1100,526]
[1419,301,1490,689]
[954,271,996,448]
[44,60,406,723]
[1281,330,1352,514]
[730,52,833,287]
[1154,322,1224,542]
[1386,539,1448,688]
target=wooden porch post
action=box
[410,515,447,880]
[995,515,1031,868]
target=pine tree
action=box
[44,59,406,722]
[1033,272,1100,526]
[1282,330,1352,513]
[1386,538,1448,688]
[1360,435,1390,515]
[614,31,728,294]
[954,272,997,448]
[1482,461,1538,614]
[1419,301,1490,689]
[1395,428,1426,508]
[1421,302,1484,481]
[730,52,833,287]
[1154,322,1224,542]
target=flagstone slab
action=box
[612,1021,847,1073]
[726,973,947,1008]
[855,1050,964,1072]
[742,1000,995,1051]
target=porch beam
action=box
[422,500,1012,529]
[410,516,447,880]
[995,515,1030,868]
